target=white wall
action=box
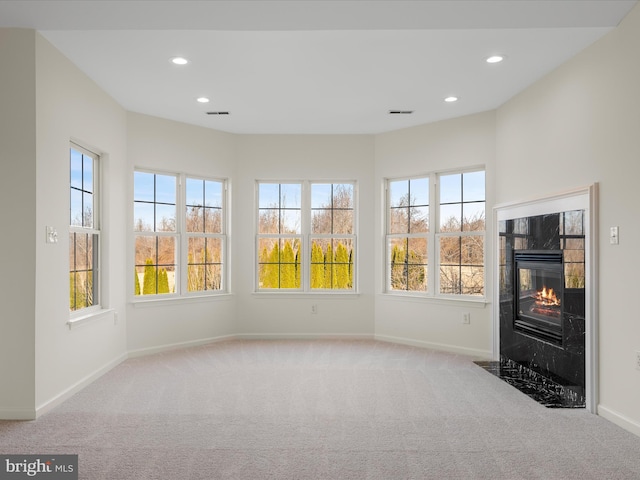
[0,29,37,418]
[126,113,237,354]
[373,112,496,357]
[495,4,640,433]
[34,33,129,414]
[234,135,376,336]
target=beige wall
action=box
[34,33,129,413]
[374,111,496,357]
[496,4,640,434]
[126,113,238,354]
[0,29,37,418]
[234,135,376,336]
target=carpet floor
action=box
[1,339,639,479]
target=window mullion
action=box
[429,174,437,296]
[176,173,185,296]
[302,181,310,291]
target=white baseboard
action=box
[127,334,238,358]
[35,352,128,418]
[598,404,640,438]
[236,333,375,341]
[375,334,492,358]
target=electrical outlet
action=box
[635,351,640,371]
[462,312,471,324]
[311,304,318,314]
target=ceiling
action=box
[0,0,637,134]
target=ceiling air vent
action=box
[388,110,413,115]
[206,111,230,115]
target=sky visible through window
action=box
[186,178,223,208]
[133,172,176,231]
[70,148,93,227]
[389,177,429,208]
[388,174,483,207]
[439,171,485,231]
[258,183,301,234]
[134,173,225,232]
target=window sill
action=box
[379,292,488,308]
[131,293,234,308]
[67,308,115,329]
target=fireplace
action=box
[494,209,587,407]
[514,250,564,345]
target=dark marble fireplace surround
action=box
[479,210,586,408]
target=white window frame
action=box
[182,175,228,296]
[384,167,486,301]
[385,176,430,294]
[132,169,229,301]
[255,180,358,293]
[69,142,101,316]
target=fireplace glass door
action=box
[514,251,564,344]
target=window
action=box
[257,183,302,289]
[437,171,485,295]
[69,144,100,312]
[185,178,225,291]
[134,172,177,295]
[386,169,485,298]
[134,170,227,298]
[387,178,429,292]
[310,183,355,290]
[257,181,356,291]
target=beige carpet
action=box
[1,339,640,479]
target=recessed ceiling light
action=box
[486,55,505,64]
[444,96,458,103]
[170,57,189,65]
[196,97,210,103]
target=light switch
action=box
[610,226,619,245]
[46,226,58,244]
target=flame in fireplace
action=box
[535,286,560,307]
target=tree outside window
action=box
[257,181,356,291]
